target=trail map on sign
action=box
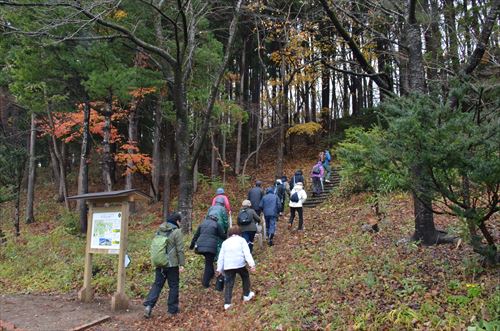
[91,212,122,251]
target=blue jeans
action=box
[241,231,256,253]
[265,216,277,236]
[144,266,180,314]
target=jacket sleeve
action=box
[242,238,255,268]
[224,196,231,212]
[259,197,264,210]
[250,209,260,223]
[301,190,307,203]
[217,222,227,240]
[216,243,225,273]
[190,225,201,249]
[174,229,185,266]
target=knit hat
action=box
[216,187,225,195]
[255,180,262,187]
[266,187,274,194]
[276,179,282,184]
[167,212,182,224]
[242,199,252,207]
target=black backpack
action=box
[290,192,299,203]
[237,209,251,226]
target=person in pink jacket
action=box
[212,187,231,213]
[310,160,324,196]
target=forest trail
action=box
[91,184,340,330]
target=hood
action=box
[295,170,303,175]
[266,187,274,194]
[215,187,225,195]
[159,221,176,232]
[294,182,303,189]
[215,196,225,206]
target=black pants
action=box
[144,266,180,314]
[224,267,251,305]
[289,207,304,230]
[202,252,216,288]
[241,231,256,253]
[312,177,322,195]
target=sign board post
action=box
[68,190,150,311]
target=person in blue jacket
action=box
[323,149,332,183]
[259,187,280,246]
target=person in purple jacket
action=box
[311,159,324,197]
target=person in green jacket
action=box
[207,196,229,256]
[144,212,185,318]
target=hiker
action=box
[237,199,261,253]
[288,182,307,231]
[323,149,332,183]
[208,196,229,235]
[144,212,185,318]
[190,214,227,288]
[281,175,290,212]
[247,180,264,216]
[212,187,231,213]
[290,170,305,191]
[259,187,280,246]
[216,225,256,310]
[311,159,324,196]
[274,179,285,216]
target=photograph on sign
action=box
[90,212,122,250]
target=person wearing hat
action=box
[144,212,185,318]
[190,213,227,288]
[237,199,261,253]
[212,187,231,213]
[247,180,264,216]
[288,182,307,231]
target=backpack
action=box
[150,231,172,268]
[237,209,251,226]
[290,191,299,203]
[312,164,321,175]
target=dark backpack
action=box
[290,192,299,203]
[312,164,321,175]
[237,209,251,226]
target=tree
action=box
[0,0,244,232]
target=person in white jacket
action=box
[216,226,256,310]
[288,182,307,231]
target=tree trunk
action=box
[48,140,60,185]
[102,97,113,192]
[407,0,445,245]
[77,101,91,233]
[150,97,163,202]
[46,109,70,209]
[162,127,175,221]
[235,119,242,175]
[174,70,193,233]
[25,112,36,224]
[211,133,218,180]
[125,106,139,191]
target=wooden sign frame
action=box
[68,190,150,311]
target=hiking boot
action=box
[268,239,274,246]
[243,291,255,302]
[224,304,232,310]
[144,305,152,318]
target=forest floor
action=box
[0,142,499,330]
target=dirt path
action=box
[0,294,142,331]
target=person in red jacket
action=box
[212,187,231,213]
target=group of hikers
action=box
[143,149,333,318]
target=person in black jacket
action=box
[290,170,305,191]
[190,214,227,288]
[247,180,264,216]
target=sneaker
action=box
[325,179,331,183]
[268,239,274,246]
[243,291,255,302]
[224,304,232,310]
[143,305,152,318]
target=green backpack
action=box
[150,231,172,268]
